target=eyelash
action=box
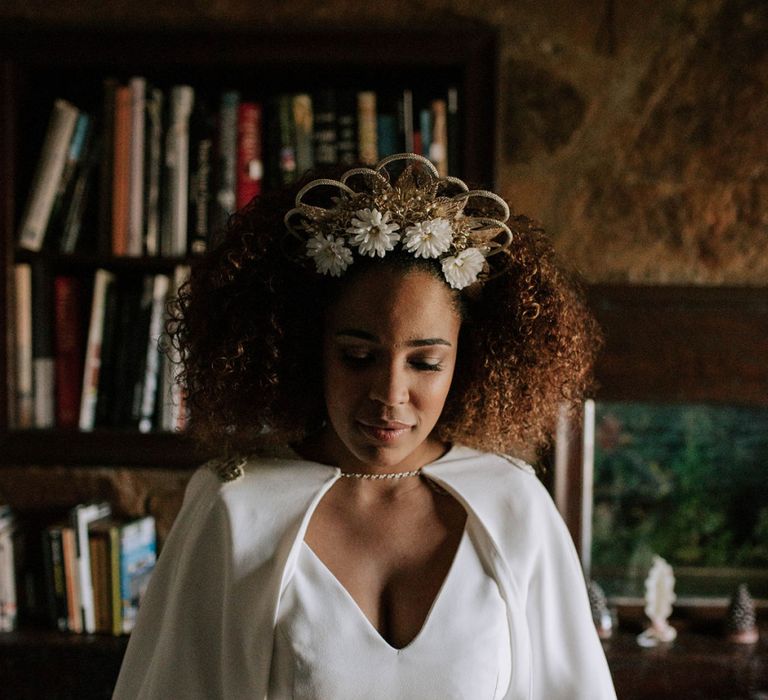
[341,354,444,372]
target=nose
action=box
[368,361,409,406]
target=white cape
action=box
[113,445,616,699]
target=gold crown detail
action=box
[284,153,512,290]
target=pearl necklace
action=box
[339,468,423,480]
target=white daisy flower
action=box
[306,233,354,277]
[346,208,401,258]
[403,218,454,259]
[441,247,486,290]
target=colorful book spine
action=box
[79,269,116,431]
[236,101,263,207]
[61,525,81,633]
[419,107,432,159]
[127,76,147,257]
[71,501,111,634]
[17,99,79,252]
[119,516,157,634]
[31,260,55,429]
[53,276,85,429]
[213,90,239,231]
[138,274,170,433]
[429,98,448,177]
[357,91,378,165]
[13,264,33,429]
[59,129,101,254]
[292,94,314,176]
[143,85,164,257]
[112,85,132,256]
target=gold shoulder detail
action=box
[207,455,247,482]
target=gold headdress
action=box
[284,153,513,290]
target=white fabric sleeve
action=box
[524,478,617,700]
[112,466,230,700]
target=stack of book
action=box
[16,80,460,259]
[0,501,157,636]
[11,263,189,432]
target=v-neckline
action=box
[301,522,469,653]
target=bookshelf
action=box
[0,26,498,470]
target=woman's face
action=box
[320,266,462,471]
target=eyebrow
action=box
[335,329,453,348]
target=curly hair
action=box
[167,171,601,461]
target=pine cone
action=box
[588,579,613,639]
[726,583,759,644]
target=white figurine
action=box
[637,555,677,647]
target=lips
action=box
[356,420,413,442]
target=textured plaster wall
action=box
[3,0,767,284]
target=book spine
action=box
[79,269,116,431]
[112,85,131,257]
[313,89,337,166]
[94,276,120,428]
[419,107,432,158]
[119,516,156,634]
[292,94,314,176]
[122,276,154,427]
[89,530,110,633]
[31,261,55,428]
[60,130,100,254]
[138,274,170,433]
[236,101,263,207]
[447,87,459,177]
[0,519,17,631]
[336,90,357,166]
[127,77,146,257]
[143,86,164,256]
[17,99,79,251]
[13,264,34,429]
[164,85,194,257]
[43,526,69,631]
[188,97,214,256]
[54,276,85,429]
[72,502,111,634]
[276,95,296,185]
[97,78,119,257]
[429,98,448,177]
[45,112,91,250]
[400,88,414,154]
[213,90,239,231]
[108,525,122,635]
[357,91,378,165]
[61,525,82,633]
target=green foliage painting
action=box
[592,402,768,598]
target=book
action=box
[161,85,195,257]
[447,87,460,177]
[336,89,357,166]
[53,275,85,429]
[188,96,215,255]
[357,91,378,165]
[213,90,239,232]
[236,101,263,207]
[13,263,34,429]
[42,522,69,631]
[419,107,432,159]
[45,112,91,250]
[17,99,79,252]
[112,84,132,256]
[313,89,338,166]
[93,274,122,428]
[429,98,448,176]
[274,94,296,186]
[59,130,102,254]
[88,517,116,634]
[97,77,119,256]
[31,260,55,428]
[376,91,400,158]
[143,85,164,256]
[292,94,314,177]
[79,269,116,431]
[127,76,147,257]
[138,274,170,433]
[400,88,414,154]
[0,507,17,631]
[71,501,111,634]
[60,524,81,632]
[119,515,156,634]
